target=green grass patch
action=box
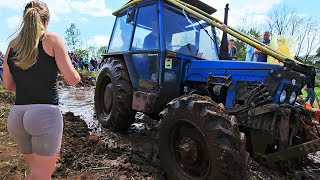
[0,87,15,118]
[77,69,98,78]
[315,87,320,97]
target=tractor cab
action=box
[105,0,221,112]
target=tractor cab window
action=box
[108,14,134,52]
[132,4,159,50]
[163,5,218,60]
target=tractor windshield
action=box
[164,4,219,60]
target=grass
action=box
[0,85,15,118]
[301,87,320,97]
[77,69,98,78]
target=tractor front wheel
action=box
[94,57,135,131]
[158,95,248,180]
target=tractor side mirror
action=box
[126,5,136,24]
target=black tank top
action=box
[7,41,59,105]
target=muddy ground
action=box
[0,79,320,179]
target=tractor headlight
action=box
[289,91,297,104]
[279,90,287,103]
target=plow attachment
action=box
[261,138,320,163]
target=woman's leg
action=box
[26,153,59,180]
[7,106,34,178]
[23,104,63,179]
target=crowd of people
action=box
[0,51,4,82]
[68,52,99,71]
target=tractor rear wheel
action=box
[94,57,135,131]
[158,94,248,180]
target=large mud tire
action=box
[158,94,248,180]
[94,58,135,131]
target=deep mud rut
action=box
[56,87,320,180]
[53,87,162,179]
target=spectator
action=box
[0,51,3,66]
[2,1,80,179]
[245,45,256,61]
[93,57,98,71]
[90,57,95,70]
[305,69,317,107]
[83,56,89,70]
[228,39,237,60]
[78,57,83,70]
[254,31,271,62]
[0,51,3,82]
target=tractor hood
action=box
[185,60,282,82]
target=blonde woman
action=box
[2,1,80,179]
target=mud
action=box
[58,87,320,179]
[55,87,163,179]
[0,85,319,179]
[57,73,96,88]
[52,111,162,179]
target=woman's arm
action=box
[47,32,80,85]
[2,45,16,92]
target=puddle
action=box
[58,86,99,129]
[58,87,156,135]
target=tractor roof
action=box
[180,0,216,14]
[114,0,216,16]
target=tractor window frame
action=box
[108,12,135,53]
[131,4,159,51]
[163,4,219,60]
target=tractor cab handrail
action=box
[113,0,143,15]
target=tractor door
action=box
[130,3,160,91]
[160,4,220,100]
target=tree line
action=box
[65,23,106,59]
[229,4,320,62]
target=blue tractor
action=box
[94,0,320,179]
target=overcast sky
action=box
[0,0,319,54]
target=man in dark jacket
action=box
[254,31,270,62]
[305,69,317,107]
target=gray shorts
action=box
[7,104,63,156]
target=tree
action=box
[316,46,320,57]
[65,23,82,52]
[87,46,96,58]
[96,46,107,59]
[234,28,261,60]
[266,4,320,61]
[75,48,88,58]
[267,5,303,36]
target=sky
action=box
[0,0,319,55]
